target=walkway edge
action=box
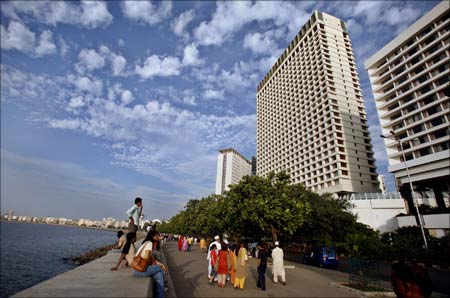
[161,243,177,298]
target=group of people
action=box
[109,197,168,298]
[177,235,194,252]
[107,197,433,298]
[204,235,286,291]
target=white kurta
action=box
[271,247,286,282]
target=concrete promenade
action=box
[163,241,360,297]
[12,251,153,297]
[12,245,177,298]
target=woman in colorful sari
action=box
[234,241,248,289]
[182,236,188,252]
[229,244,237,285]
[217,244,229,288]
[177,236,183,251]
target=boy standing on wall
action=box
[127,197,143,233]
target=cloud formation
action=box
[121,1,172,25]
[171,9,195,37]
[135,54,182,79]
[1,1,113,28]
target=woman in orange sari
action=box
[229,244,237,285]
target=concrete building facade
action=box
[378,175,387,194]
[215,148,252,195]
[257,11,379,195]
[365,1,449,211]
[348,192,407,234]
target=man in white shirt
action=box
[126,197,143,232]
[271,241,286,285]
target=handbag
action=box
[131,241,150,272]
[131,254,148,272]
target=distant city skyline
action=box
[1,1,440,220]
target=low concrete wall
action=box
[13,251,152,297]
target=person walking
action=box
[208,244,218,284]
[271,241,286,285]
[229,244,237,285]
[200,237,206,253]
[126,197,143,233]
[217,244,229,288]
[177,236,183,251]
[207,236,221,280]
[182,236,188,252]
[257,243,268,291]
[234,241,248,290]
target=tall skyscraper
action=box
[257,11,379,195]
[365,1,449,209]
[215,148,252,195]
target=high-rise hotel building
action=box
[257,11,379,195]
[365,1,449,209]
[215,148,252,195]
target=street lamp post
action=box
[380,131,428,250]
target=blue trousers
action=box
[133,266,164,298]
[257,265,266,290]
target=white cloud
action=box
[203,89,224,100]
[67,95,86,110]
[118,39,125,47]
[243,31,279,54]
[121,1,172,25]
[171,9,195,37]
[77,48,106,72]
[58,35,69,57]
[75,46,127,76]
[193,1,309,46]
[1,1,113,29]
[182,43,204,66]
[69,75,103,96]
[135,55,182,79]
[111,53,127,76]
[34,30,57,57]
[0,21,36,53]
[385,6,421,27]
[345,18,364,37]
[80,1,113,28]
[121,90,133,105]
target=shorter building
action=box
[348,192,407,234]
[251,156,257,176]
[215,148,252,195]
[377,175,387,194]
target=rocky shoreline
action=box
[65,244,115,266]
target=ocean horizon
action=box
[0,221,116,298]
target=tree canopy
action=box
[159,171,377,248]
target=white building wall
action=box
[349,195,407,233]
[364,1,450,192]
[215,148,252,195]
[215,154,225,195]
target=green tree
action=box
[226,171,311,241]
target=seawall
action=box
[12,244,176,297]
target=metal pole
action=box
[398,140,429,250]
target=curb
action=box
[329,282,396,297]
[161,243,177,298]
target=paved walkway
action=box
[162,241,360,298]
[13,251,152,297]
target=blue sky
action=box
[1,1,440,221]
